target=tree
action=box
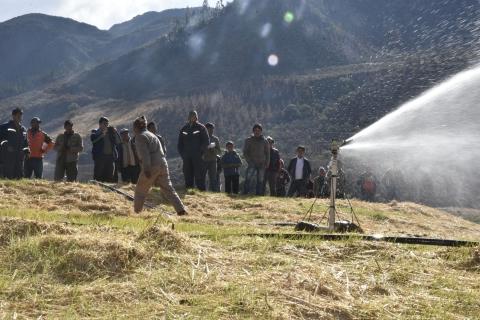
[202,0,210,21]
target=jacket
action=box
[27,129,54,159]
[287,157,312,181]
[266,148,281,171]
[0,121,28,153]
[177,122,210,159]
[117,140,140,168]
[90,127,121,161]
[135,130,166,172]
[221,150,242,176]
[54,132,84,163]
[243,135,270,167]
[203,135,222,162]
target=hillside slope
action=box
[0,180,479,319]
[0,9,194,98]
[67,0,480,99]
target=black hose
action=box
[230,233,479,247]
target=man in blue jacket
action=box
[221,141,242,194]
[287,146,312,197]
[90,116,121,182]
[177,110,210,191]
[0,108,29,179]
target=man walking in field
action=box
[134,116,187,215]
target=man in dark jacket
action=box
[275,159,291,197]
[177,110,210,191]
[90,116,121,182]
[118,128,140,184]
[287,146,312,197]
[54,120,84,182]
[221,141,242,194]
[0,108,29,179]
[243,124,270,195]
[263,136,281,196]
[147,121,167,156]
[203,122,222,192]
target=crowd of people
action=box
[0,107,388,215]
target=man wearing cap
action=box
[243,123,270,195]
[54,120,84,182]
[0,108,29,179]
[177,110,210,191]
[90,116,121,182]
[147,121,167,156]
[263,136,281,196]
[133,116,187,215]
[203,122,222,192]
[287,145,312,197]
[117,128,140,184]
[24,117,54,179]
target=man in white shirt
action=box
[287,146,312,197]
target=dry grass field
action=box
[0,180,479,319]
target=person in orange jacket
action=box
[25,117,54,179]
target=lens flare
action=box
[260,23,272,38]
[267,54,279,66]
[284,11,294,24]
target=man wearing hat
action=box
[0,108,29,179]
[177,110,210,191]
[133,116,187,215]
[203,122,222,191]
[24,117,54,179]
[287,145,312,197]
[54,120,84,182]
[117,128,140,184]
[90,116,121,182]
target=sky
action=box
[0,0,208,29]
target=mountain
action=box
[109,9,198,37]
[67,0,480,99]
[0,9,196,98]
[0,14,110,97]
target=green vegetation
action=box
[0,180,479,319]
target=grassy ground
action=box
[0,179,479,319]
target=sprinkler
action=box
[295,139,362,233]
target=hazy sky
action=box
[0,0,208,29]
